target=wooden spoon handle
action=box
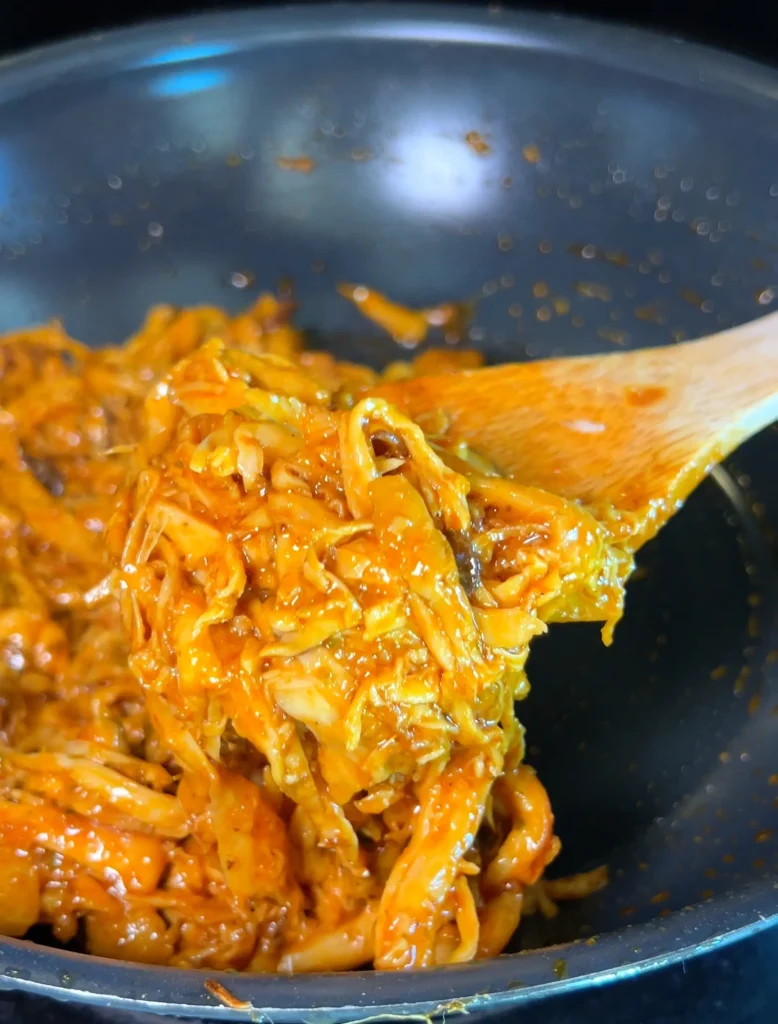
[373,310,778,544]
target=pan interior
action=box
[0,3,777,971]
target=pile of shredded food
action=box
[0,291,629,972]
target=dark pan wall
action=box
[2,0,778,62]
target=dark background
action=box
[1,1,777,1022]
[1,0,777,63]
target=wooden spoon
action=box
[371,311,778,548]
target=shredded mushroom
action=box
[0,292,623,970]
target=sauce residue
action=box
[552,958,568,980]
[205,979,251,1009]
[576,282,612,302]
[634,304,665,324]
[338,283,471,347]
[597,328,629,346]
[626,386,666,407]
[276,156,316,174]
[465,131,491,155]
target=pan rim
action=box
[0,881,776,1017]
[1,2,778,103]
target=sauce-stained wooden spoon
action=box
[371,310,778,549]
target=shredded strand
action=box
[0,292,621,970]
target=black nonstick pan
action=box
[1,5,778,1019]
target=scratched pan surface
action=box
[2,5,778,1019]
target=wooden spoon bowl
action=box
[373,310,778,548]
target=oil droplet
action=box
[536,306,552,322]
[148,222,164,238]
[225,153,243,167]
[568,242,597,260]
[553,296,570,316]
[539,240,553,254]
[710,664,727,681]
[498,234,513,252]
[755,829,773,844]
[532,281,549,298]
[107,174,122,190]
[230,271,254,289]
[522,143,541,164]
[650,890,670,904]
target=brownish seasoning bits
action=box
[465,132,491,155]
[276,156,315,174]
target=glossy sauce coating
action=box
[0,293,616,970]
